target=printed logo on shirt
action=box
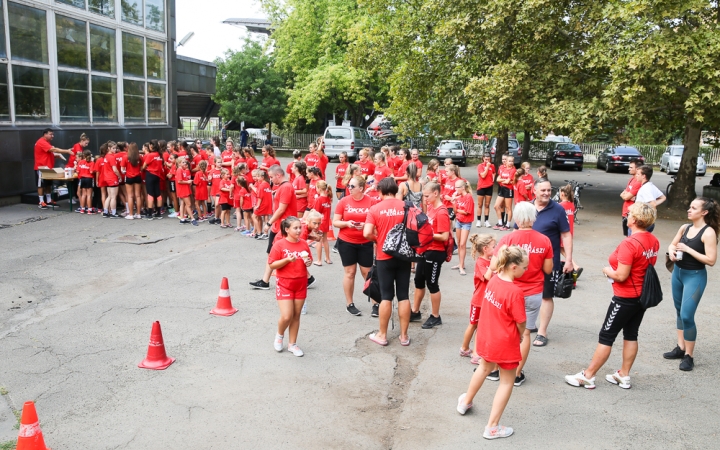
[282,249,307,259]
[379,209,404,217]
[346,206,369,214]
[515,243,547,255]
[484,290,502,309]
[642,248,658,259]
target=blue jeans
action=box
[671,266,707,341]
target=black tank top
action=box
[676,224,709,270]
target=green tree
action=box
[213,38,287,138]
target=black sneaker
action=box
[208,218,217,224]
[371,303,379,317]
[102,212,109,218]
[679,354,694,371]
[307,276,316,288]
[179,219,190,224]
[514,371,526,387]
[421,314,442,329]
[153,212,163,220]
[410,310,422,322]
[346,303,361,316]
[109,213,119,219]
[249,279,270,290]
[486,370,500,381]
[663,345,685,360]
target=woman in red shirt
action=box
[457,245,528,441]
[341,164,361,197]
[317,143,329,181]
[356,148,376,178]
[125,142,144,220]
[208,157,222,224]
[494,156,516,230]
[426,159,440,182]
[260,145,280,171]
[521,162,535,201]
[102,141,122,218]
[452,179,475,275]
[292,161,309,216]
[334,152,350,199]
[68,133,89,207]
[165,153,179,218]
[565,202,659,390]
[476,153,496,227]
[141,139,165,219]
[373,152,393,184]
[460,234,496,361]
[288,150,302,183]
[305,167,322,218]
[411,181,451,330]
[93,143,108,212]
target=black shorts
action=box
[336,188,346,198]
[337,238,374,268]
[414,250,446,294]
[242,208,253,214]
[598,296,645,346]
[79,178,94,189]
[35,170,52,189]
[477,187,493,197]
[542,270,561,299]
[145,172,162,198]
[266,230,277,254]
[220,203,231,211]
[126,176,142,185]
[622,216,629,237]
[376,258,411,301]
[168,181,176,193]
[498,186,514,198]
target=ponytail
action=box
[495,245,527,272]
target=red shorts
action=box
[497,361,519,370]
[276,277,307,301]
[233,198,241,209]
[469,305,480,325]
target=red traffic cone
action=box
[210,277,238,316]
[138,321,175,370]
[16,401,49,450]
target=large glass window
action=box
[13,66,50,122]
[56,15,88,69]
[58,71,89,121]
[0,64,9,121]
[123,79,145,122]
[147,82,165,122]
[8,2,48,64]
[146,39,165,80]
[90,24,116,74]
[89,0,115,18]
[0,3,6,58]
[56,0,86,8]
[121,0,142,26]
[122,32,144,77]
[145,0,165,32]
[92,76,117,122]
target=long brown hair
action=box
[697,197,720,240]
[127,142,140,166]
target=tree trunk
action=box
[522,130,531,163]
[667,118,701,209]
[494,130,509,168]
[267,123,273,145]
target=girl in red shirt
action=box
[460,234,496,361]
[102,141,122,218]
[93,143,108,212]
[520,162,535,201]
[335,152,350,199]
[209,157,223,224]
[260,145,280,171]
[218,169,233,228]
[317,146,329,181]
[269,216,313,357]
[312,181,334,265]
[252,169,272,237]
[457,245,528,441]
[176,158,197,225]
[512,168,531,203]
[194,160,209,221]
[243,147,258,172]
[125,142,143,220]
[236,171,253,233]
[476,153,496,227]
[559,184,580,273]
[292,161,309,216]
[305,167,322,218]
[166,153,179,218]
[231,165,244,230]
[77,150,94,214]
[426,159,440,182]
[452,179,475,275]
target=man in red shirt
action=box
[619,159,643,236]
[34,128,74,209]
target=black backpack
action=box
[631,238,663,309]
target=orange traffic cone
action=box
[327,227,336,242]
[16,401,49,450]
[138,321,175,370]
[210,277,238,316]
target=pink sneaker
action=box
[459,348,473,357]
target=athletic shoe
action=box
[199,217,207,223]
[456,393,472,415]
[421,315,442,329]
[452,248,458,255]
[500,225,510,231]
[208,218,216,224]
[679,354,694,371]
[38,202,48,210]
[514,371,526,387]
[484,220,491,228]
[160,208,167,215]
[605,370,631,389]
[241,230,253,236]
[249,280,270,290]
[486,370,500,381]
[475,220,482,227]
[145,215,153,221]
[75,207,83,213]
[120,211,128,217]
[191,219,199,226]
[332,246,338,253]
[153,213,163,220]
[109,213,120,219]
[258,233,269,240]
[663,345,685,360]
[483,425,514,440]
[410,310,422,322]
[134,214,141,219]
[346,303,361,316]
[87,209,95,215]
[564,370,596,389]
[125,215,134,220]
[307,276,316,288]
[274,334,284,352]
[492,223,503,230]
[371,303,379,317]
[179,219,190,224]
[459,348,473,357]
[168,212,178,218]
[301,303,307,315]
[288,344,304,357]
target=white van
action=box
[323,126,375,161]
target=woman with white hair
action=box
[488,202,553,386]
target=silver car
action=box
[660,145,706,176]
[323,126,374,162]
[436,140,467,166]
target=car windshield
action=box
[557,144,580,151]
[325,128,352,140]
[508,140,520,149]
[439,142,462,150]
[670,147,683,156]
[615,147,640,155]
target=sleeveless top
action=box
[404,181,423,207]
[676,224,709,271]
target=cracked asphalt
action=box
[0,162,718,449]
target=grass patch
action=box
[12,410,20,430]
[0,388,7,396]
[0,440,16,450]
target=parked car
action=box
[488,137,521,167]
[596,146,646,173]
[179,138,211,149]
[660,145,706,176]
[245,128,284,147]
[545,143,584,171]
[323,126,374,162]
[436,140,467,166]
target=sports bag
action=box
[554,271,574,298]
[363,263,382,302]
[382,202,432,261]
[631,238,663,309]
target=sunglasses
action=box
[348,184,357,189]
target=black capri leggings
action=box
[598,296,645,346]
[145,172,162,198]
[414,250,445,294]
[376,258,411,302]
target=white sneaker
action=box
[168,212,178,218]
[475,220,482,228]
[134,214,141,219]
[565,370,596,389]
[125,215,134,220]
[301,303,307,315]
[483,425,514,440]
[456,393,472,415]
[274,334,284,352]
[484,220,491,228]
[605,370,631,389]
[288,344,304,357]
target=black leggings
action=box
[376,258,411,301]
[414,250,445,294]
[598,296,645,346]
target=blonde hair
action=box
[469,234,495,260]
[306,210,322,221]
[560,184,574,203]
[446,164,460,177]
[343,164,360,187]
[427,159,440,172]
[495,245,527,272]
[627,202,657,230]
[316,180,332,196]
[352,175,366,190]
[198,160,208,171]
[454,179,472,194]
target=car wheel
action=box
[576,165,582,172]
[596,159,602,169]
[460,159,466,167]
[605,162,611,173]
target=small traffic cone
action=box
[138,321,175,370]
[210,277,238,316]
[16,401,49,450]
[327,227,336,242]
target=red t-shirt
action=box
[475,276,527,364]
[34,138,55,170]
[307,179,318,210]
[366,198,407,260]
[239,186,252,210]
[411,159,423,174]
[560,201,575,235]
[335,162,349,189]
[496,230,553,296]
[231,176,242,202]
[255,181,273,215]
[521,174,535,201]
[218,179,233,204]
[221,150,233,167]
[441,177,459,208]
[94,158,106,187]
[357,160,376,177]
[476,163,496,189]
[335,195,374,244]
[261,156,280,170]
[374,165,393,183]
[271,181,298,234]
[315,194,333,233]
[176,168,192,198]
[497,165,516,188]
[143,153,164,177]
[77,159,93,179]
[125,157,141,178]
[396,160,409,179]
[514,180,531,202]
[427,170,438,182]
[454,193,475,223]
[210,169,222,196]
[426,203,451,252]
[268,238,312,279]
[471,257,491,307]
[67,143,84,168]
[622,177,642,217]
[194,171,209,201]
[293,176,308,213]
[287,161,298,182]
[365,188,381,203]
[102,154,120,186]
[115,152,127,176]
[245,157,258,172]
[318,154,329,180]
[191,154,203,172]
[305,153,320,169]
[609,233,659,298]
